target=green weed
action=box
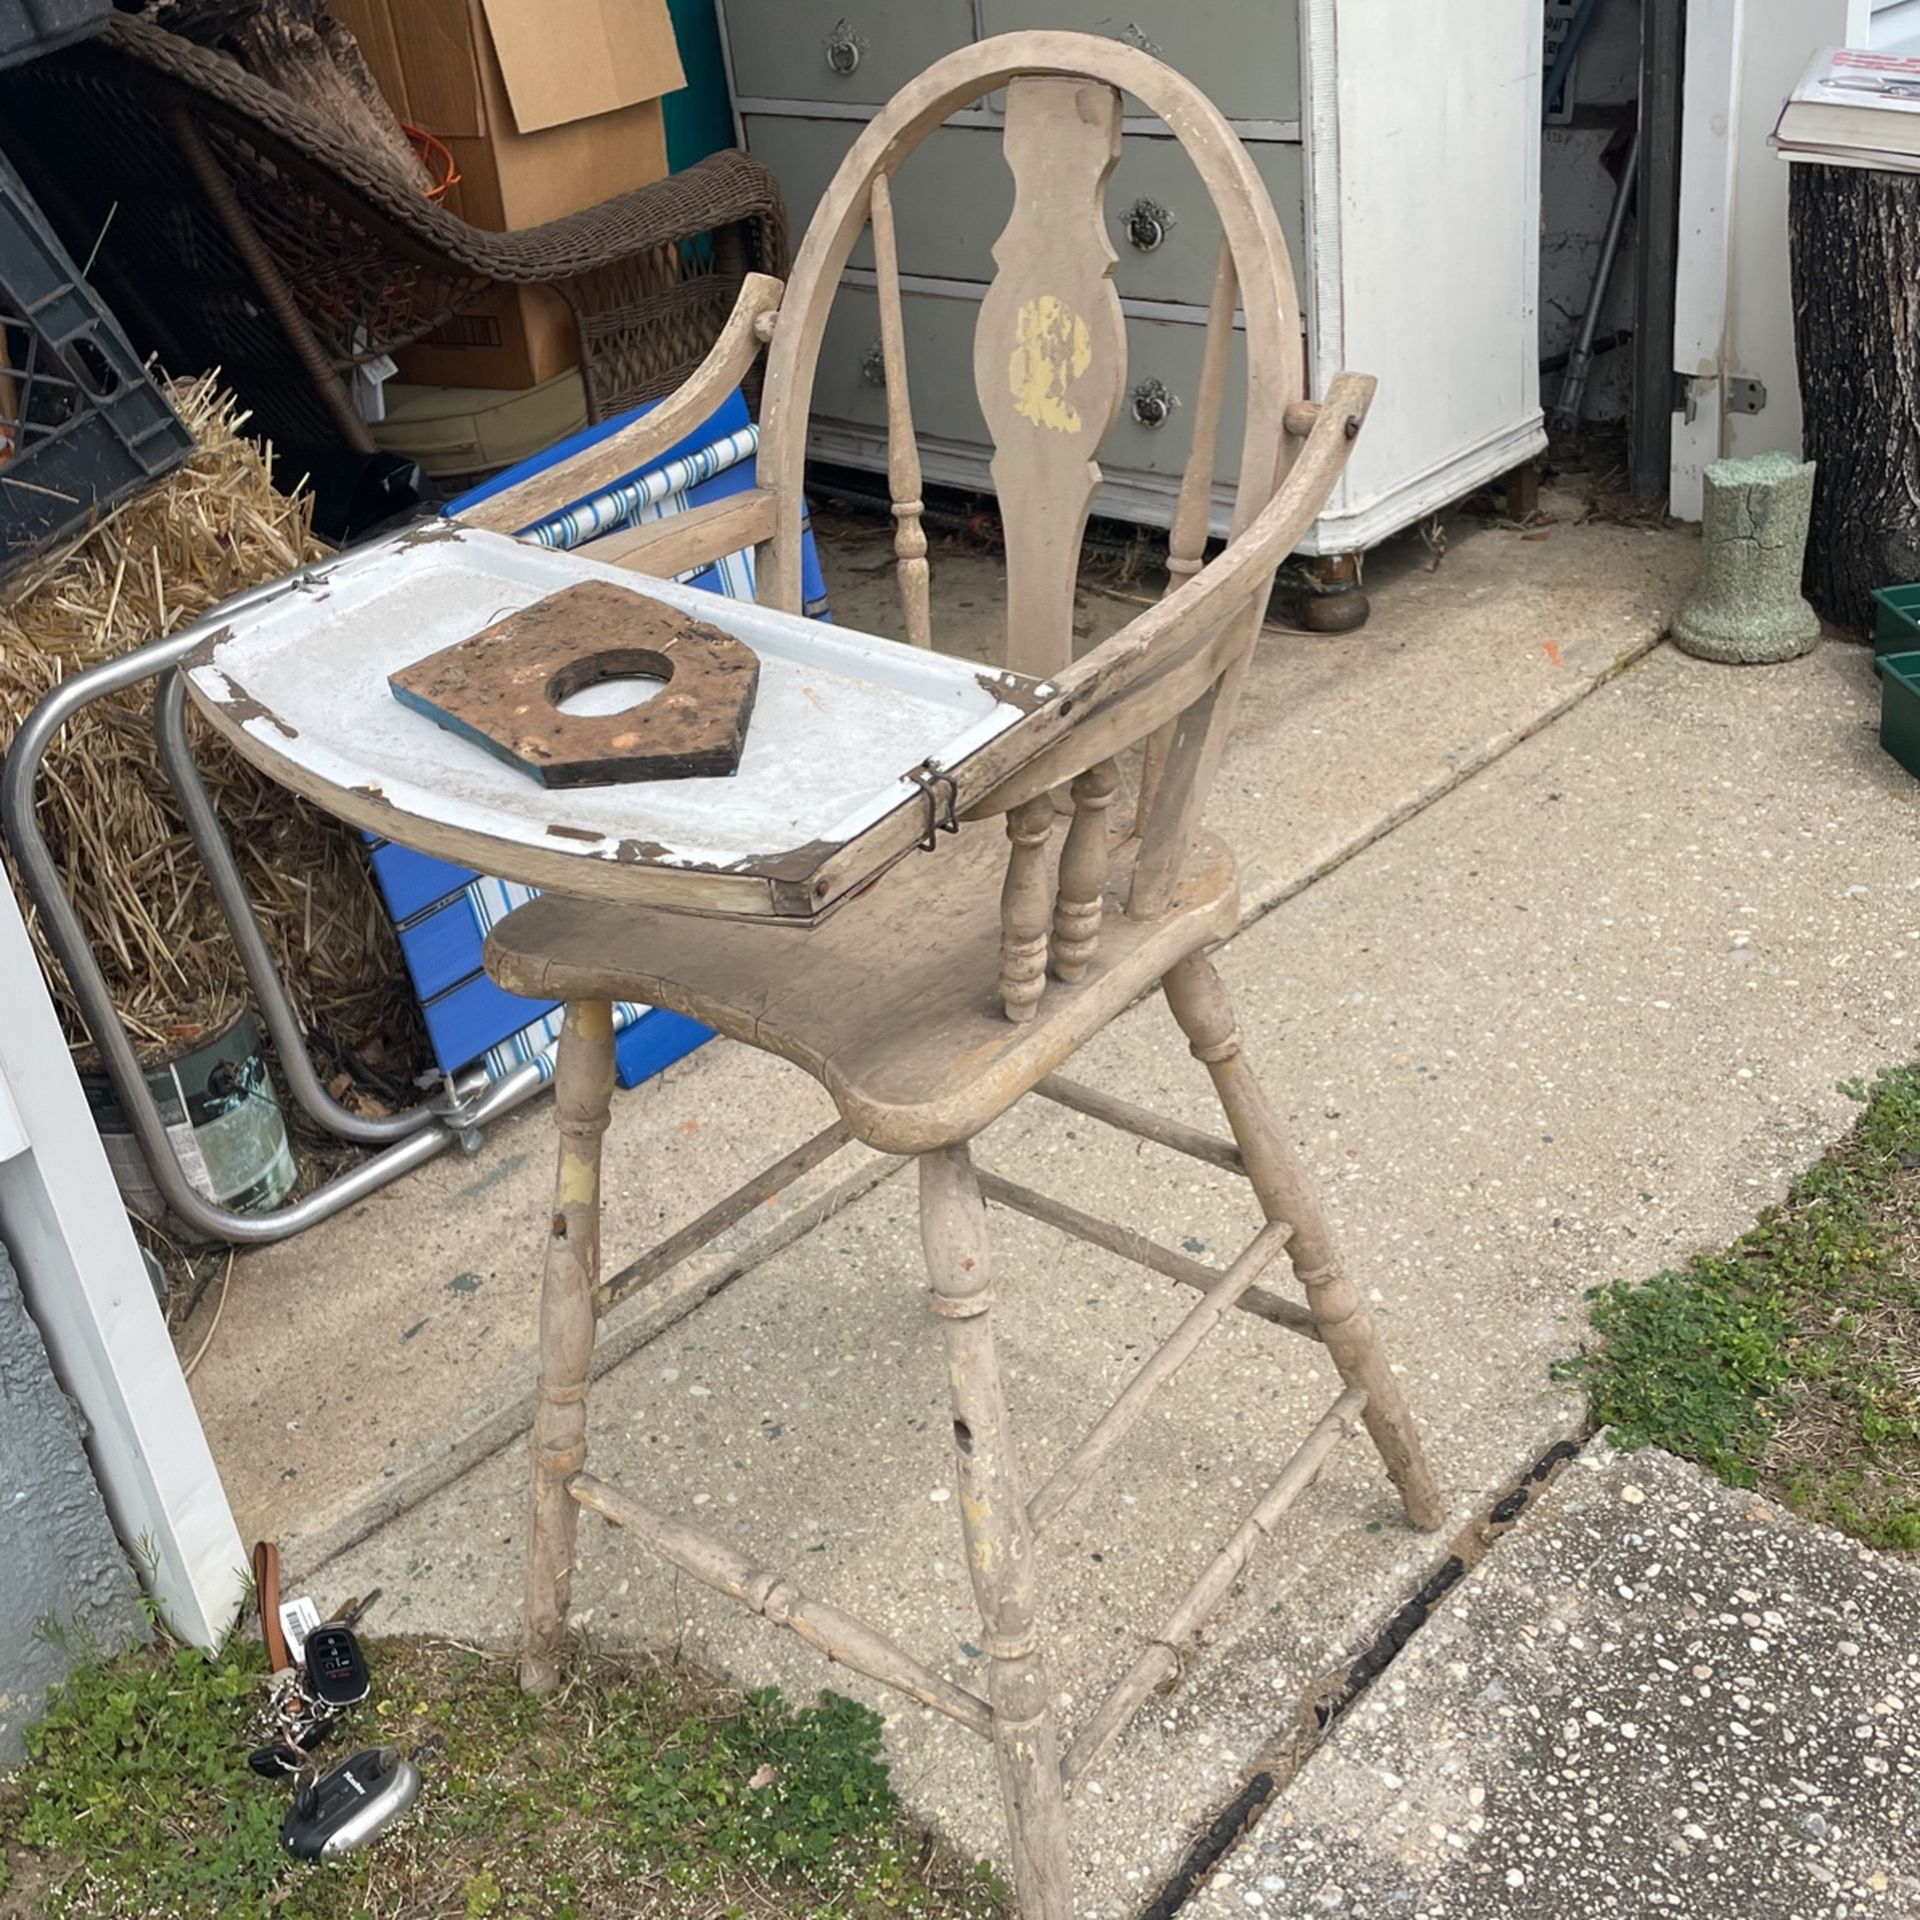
[0,1636,1005,1920]
[1560,1064,1920,1550]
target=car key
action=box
[303,1625,370,1708]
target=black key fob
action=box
[281,1746,421,1859]
[249,1715,338,1776]
[303,1626,370,1707]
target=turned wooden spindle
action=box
[1139,239,1237,828]
[1163,954,1446,1531]
[520,998,616,1693]
[1050,757,1119,981]
[999,793,1056,1021]
[869,171,933,649]
[920,1146,1072,1920]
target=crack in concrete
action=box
[1138,1431,1591,1920]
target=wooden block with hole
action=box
[387,580,760,788]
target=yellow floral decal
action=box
[1007,295,1092,433]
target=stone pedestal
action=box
[1672,452,1820,664]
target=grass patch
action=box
[0,1635,1005,1920]
[1558,1063,1920,1551]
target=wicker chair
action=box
[0,14,786,465]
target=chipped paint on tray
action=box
[184,526,1037,882]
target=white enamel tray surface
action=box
[184,526,1037,889]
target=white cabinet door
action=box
[1670,0,1865,517]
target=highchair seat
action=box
[486,820,1239,1155]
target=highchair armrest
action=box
[964,370,1377,819]
[457,274,786,540]
[1060,370,1378,709]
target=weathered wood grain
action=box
[921,1146,1072,1920]
[1164,954,1446,1530]
[459,274,785,539]
[1027,1220,1292,1531]
[868,171,934,650]
[521,999,615,1694]
[569,1472,992,1735]
[1059,1387,1366,1792]
[1049,757,1118,981]
[974,76,1124,679]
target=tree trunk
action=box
[1788,163,1920,635]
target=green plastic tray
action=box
[1871,583,1920,658]
[1880,649,1920,780]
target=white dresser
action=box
[716,1,1545,620]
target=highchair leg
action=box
[920,1144,1074,1920]
[1162,954,1447,1532]
[521,998,618,1693]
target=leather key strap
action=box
[253,1539,291,1674]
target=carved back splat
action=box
[973,77,1125,681]
[482,34,1336,1015]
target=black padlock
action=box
[281,1747,421,1860]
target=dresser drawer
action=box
[724,0,974,107]
[815,285,1252,486]
[745,117,1306,311]
[815,285,985,450]
[1104,313,1251,485]
[975,1,1299,124]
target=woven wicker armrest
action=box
[440,152,788,286]
[41,15,790,427]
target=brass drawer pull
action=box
[1130,377,1178,429]
[824,18,865,74]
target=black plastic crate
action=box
[0,0,108,72]
[1,148,194,577]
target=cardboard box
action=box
[393,282,580,392]
[331,0,685,387]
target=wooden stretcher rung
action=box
[569,1472,993,1738]
[1034,1073,1247,1175]
[976,1169,1318,1343]
[1058,1387,1368,1793]
[596,1120,854,1315]
[1028,1220,1293,1532]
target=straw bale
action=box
[0,375,419,1068]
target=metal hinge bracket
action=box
[1671,372,1767,420]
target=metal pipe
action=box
[1549,125,1639,436]
[153,670,426,1147]
[1540,326,1630,378]
[0,564,545,1243]
[1630,0,1685,498]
